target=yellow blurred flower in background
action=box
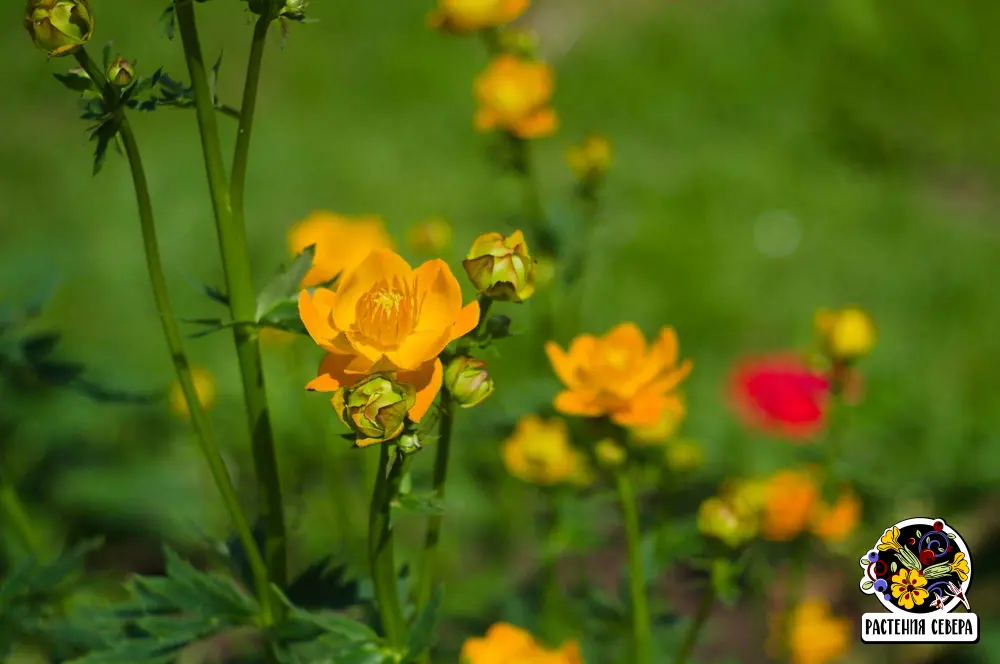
[629,395,686,445]
[406,217,453,254]
[461,622,583,664]
[429,0,529,33]
[595,438,626,468]
[546,323,692,428]
[287,211,393,288]
[778,599,851,664]
[566,134,612,181]
[475,55,558,139]
[811,489,861,542]
[698,496,755,548]
[503,415,590,486]
[664,439,704,472]
[169,366,216,420]
[814,306,876,363]
[760,469,819,542]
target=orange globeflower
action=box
[475,55,558,139]
[545,323,692,428]
[429,0,529,33]
[288,211,393,288]
[760,469,820,542]
[298,249,480,423]
[461,622,583,664]
[811,490,861,542]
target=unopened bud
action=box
[463,230,536,303]
[107,55,134,87]
[814,306,876,363]
[24,0,94,57]
[333,374,415,447]
[444,356,494,408]
[595,439,626,469]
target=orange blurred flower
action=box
[811,489,862,542]
[461,622,583,664]
[760,469,819,541]
[298,249,480,423]
[287,211,393,288]
[475,55,558,139]
[428,0,528,33]
[629,394,686,445]
[545,323,692,428]
[777,599,851,664]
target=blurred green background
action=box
[2,0,1000,662]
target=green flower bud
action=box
[444,356,494,409]
[397,433,423,455]
[106,55,134,88]
[280,0,309,20]
[333,375,416,447]
[24,0,94,58]
[463,230,536,303]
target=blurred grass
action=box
[3,0,1000,661]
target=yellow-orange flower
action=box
[811,490,861,542]
[814,306,876,363]
[760,469,819,542]
[169,366,216,420]
[502,415,590,486]
[629,395,686,445]
[406,217,453,254]
[460,622,583,664]
[891,568,929,610]
[428,0,529,33]
[546,323,692,428]
[298,249,480,423]
[287,211,393,288]
[778,599,851,664]
[475,55,557,139]
[566,134,612,181]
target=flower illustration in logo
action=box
[859,517,973,615]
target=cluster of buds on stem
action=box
[23,0,94,57]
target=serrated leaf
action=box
[285,557,360,611]
[255,246,315,321]
[29,538,103,593]
[21,332,61,363]
[159,547,258,619]
[405,586,442,661]
[393,493,444,517]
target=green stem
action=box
[674,584,715,664]
[173,0,288,595]
[0,480,42,556]
[776,549,807,662]
[616,468,651,664]
[369,444,408,647]
[72,46,271,617]
[415,391,455,615]
[231,15,270,228]
[539,490,564,643]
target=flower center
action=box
[353,278,417,350]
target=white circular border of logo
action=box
[860,517,972,615]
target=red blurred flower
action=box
[729,354,830,441]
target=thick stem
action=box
[616,469,651,664]
[72,47,271,617]
[674,584,715,664]
[173,0,287,594]
[416,391,455,616]
[369,444,408,647]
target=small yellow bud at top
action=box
[444,356,494,408]
[428,0,529,33]
[406,217,453,255]
[566,134,612,181]
[697,496,755,548]
[463,230,536,302]
[107,55,134,87]
[498,28,540,58]
[664,439,704,472]
[474,55,558,140]
[814,306,876,363]
[595,438,626,468]
[333,374,416,447]
[502,415,590,486]
[24,0,94,57]
[169,366,217,420]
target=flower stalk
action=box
[173,0,288,596]
[615,466,652,664]
[416,390,454,620]
[369,443,409,648]
[70,45,272,620]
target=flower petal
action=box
[389,328,453,371]
[650,326,679,368]
[306,353,365,392]
[553,390,604,417]
[399,358,443,423]
[450,300,481,341]
[333,249,413,331]
[545,341,577,389]
[298,288,339,346]
[611,391,670,428]
[513,107,558,139]
[412,259,462,331]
